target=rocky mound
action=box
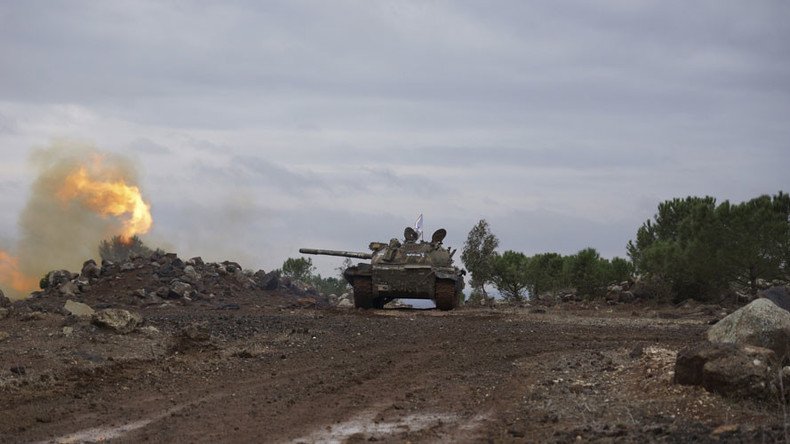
[9,251,332,315]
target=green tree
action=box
[308,275,349,296]
[98,235,153,263]
[491,250,530,302]
[627,192,790,301]
[607,257,634,284]
[524,252,569,297]
[281,257,315,281]
[461,219,499,297]
[565,248,608,298]
[720,193,790,292]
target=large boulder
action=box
[0,290,10,308]
[707,298,790,357]
[675,342,777,399]
[92,309,142,334]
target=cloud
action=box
[0,1,788,282]
[128,138,171,155]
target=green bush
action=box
[98,235,153,263]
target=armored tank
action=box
[299,227,465,310]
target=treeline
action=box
[463,191,790,303]
[461,221,631,302]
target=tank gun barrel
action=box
[299,248,373,260]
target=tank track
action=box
[352,277,375,309]
[434,279,459,311]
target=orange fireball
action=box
[57,166,153,242]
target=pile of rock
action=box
[674,286,790,400]
[604,281,635,304]
[28,251,326,308]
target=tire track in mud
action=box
[5,309,727,443]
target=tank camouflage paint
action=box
[299,227,466,310]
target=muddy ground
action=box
[1,298,786,443]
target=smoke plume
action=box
[0,141,152,300]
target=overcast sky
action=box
[1,1,788,277]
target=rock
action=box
[10,366,25,376]
[222,261,242,274]
[702,346,775,398]
[75,277,90,290]
[761,286,790,312]
[676,342,741,386]
[64,300,94,318]
[92,309,142,334]
[234,270,255,288]
[0,290,10,307]
[256,271,280,290]
[171,257,185,269]
[62,326,73,336]
[132,288,147,298]
[675,342,777,399]
[0,331,9,342]
[59,281,79,297]
[707,298,790,356]
[168,281,193,299]
[183,265,201,283]
[291,280,316,295]
[120,261,136,271]
[0,308,8,319]
[46,270,74,289]
[80,259,101,280]
[181,322,210,341]
[337,298,354,308]
[187,256,204,266]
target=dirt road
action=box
[1,305,785,443]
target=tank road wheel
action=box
[435,279,459,311]
[352,277,375,309]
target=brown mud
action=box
[1,300,785,443]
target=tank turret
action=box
[299,227,465,310]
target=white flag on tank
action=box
[414,213,423,235]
